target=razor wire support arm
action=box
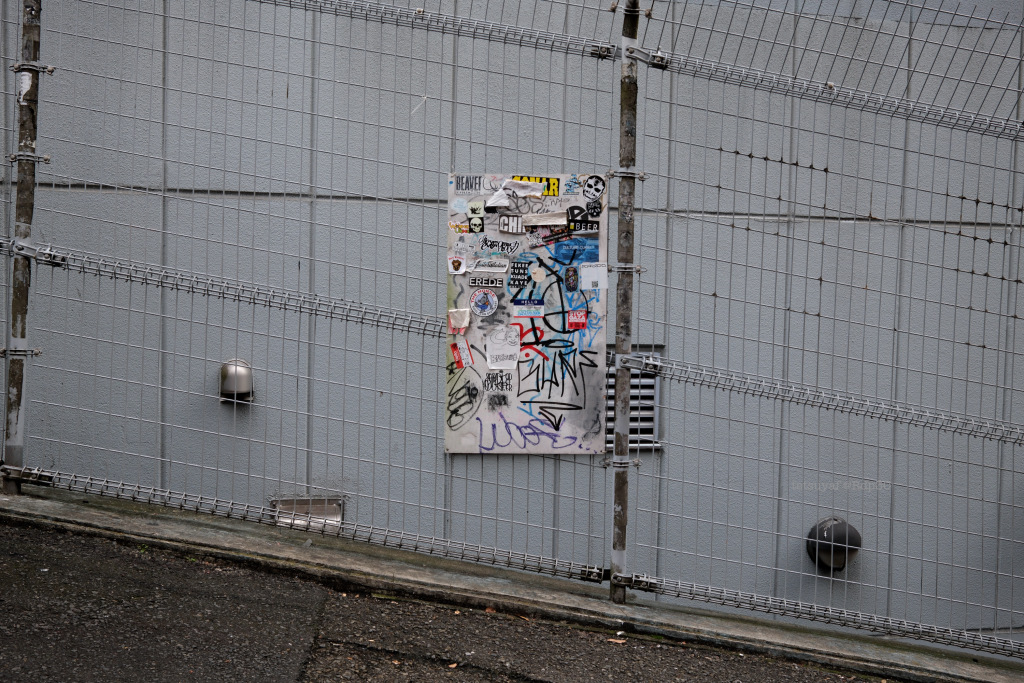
[610,0,640,604]
[3,0,43,495]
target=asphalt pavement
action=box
[1,488,1021,683]
[0,522,883,682]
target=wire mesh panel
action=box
[627,0,1024,656]
[3,0,1024,659]
[11,0,621,578]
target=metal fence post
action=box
[2,0,44,494]
[610,0,640,604]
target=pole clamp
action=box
[0,348,42,358]
[10,62,56,75]
[608,263,646,275]
[610,572,634,587]
[9,152,50,164]
[626,45,671,69]
[607,168,647,181]
[614,353,646,371]
[0,465,54,484]
[601,457,643,468]
[10,236,67,267]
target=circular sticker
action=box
[470,288,499,317]
[583,174,606,201]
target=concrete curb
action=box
[2,486,1022,683]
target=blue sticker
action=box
[452,197,469,214]
[549,237,600,264]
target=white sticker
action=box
[448,256,468,274]
[448,308,470,334]
[498,215,524,233]
[478,236,520,255]
[473,258,509,273]
[17,73,31,105]
[486,325,521,369]
[522,211,567,226]
[451,339,474,368]
[580,262,608,290]
[512,298,544,318]
[485,179,546,208]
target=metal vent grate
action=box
[606,360,662,451]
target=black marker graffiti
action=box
[478,236,520,254]
[446,365,482,430]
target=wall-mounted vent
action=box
[271,497,347,529]
[606,350,662,452]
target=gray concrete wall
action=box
[2,0,1022,635]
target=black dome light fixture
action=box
[807,517,862,573]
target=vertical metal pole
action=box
[2,0,42,495]
[610,0,640,604]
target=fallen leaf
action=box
[485,607,496,613]
[448,663,458,668]
[454,610,461,615]
[608,638,627,644]
[518,616,529,621]
[392,660,400,665]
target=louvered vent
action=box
[606,359,662,451]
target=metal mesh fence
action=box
[2,0,1023,659]
[12,0,622,577]
[627,0,1024,655]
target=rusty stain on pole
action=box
[3,0,42,494]
[611,0,640,604]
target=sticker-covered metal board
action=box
[445,173,608,454]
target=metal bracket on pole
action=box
[0,348,41,359]
[625,45,671,69]
[607,168,647,180]
[608,263,646,275]
[8,152,50,164]
[601,457,643,469]
[610,572,635,587]
[10,234,68,267]
[0,465,54,485]
[615,353,646,371]
[9,62,55,74]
